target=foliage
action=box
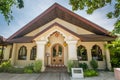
[106,39,120,68]
[24,69,33,73]
[113,20,120,34]
[0,60,13,72]
[91,45,103,61]
[77,45,87,61]
[0,49,1,55]
[67,60,74,74]
[0,60,35,73]
[0,0,24,24]
[84,69,98,77]
[33,60,42,73]
[24,64,34,73]
[90,59,98,70]
[0,60,25,73]
[78,63,88,70]
[69,0,120,34]
[72,60,79,68]
[8,67,24,73]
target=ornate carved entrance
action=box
[51,43,64,65]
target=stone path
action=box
[0,72,70,80]
[0,71,115,80]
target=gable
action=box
[8,3,110,41]
[34,23,79,41]
[7,22,115,43]
[25,18,93,36]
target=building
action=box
[1,3,115,71]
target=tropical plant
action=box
[78,63,88,70]
[24,64,34,73]
[77,45,87,61]
[33,60,42,73]
[0,60,13,72]
[73,60,79,68]
[90,59,98,70]
[24,69,33,73]
[106,39,120,68]
[9,67,24,73]
[84,69,98,77]
[67,60,74,74]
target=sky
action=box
[0,0,117,38]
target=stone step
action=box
[45,66,67,73]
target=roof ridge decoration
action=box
[8,3,110,40]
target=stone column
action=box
[66,41,77,60]
[4,45,11,60]
[105,49,112,70]
[36,40,47,72]
[11,43,16,65]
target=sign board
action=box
[72,68,84,78]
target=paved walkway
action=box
[71,71,115,80]
[0,71,115,80]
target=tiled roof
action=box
[79,34,115,42]
[0,36,7,46]
[7,36,34,43]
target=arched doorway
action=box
[51,43,64,65]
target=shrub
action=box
[0,60,25,73]
[67,60,74,74]
[72,60,79,68]
[90,59,98,70]
[9,68,24,73]
[84,69,98,77]
[24,64,33,70]
[0,60,13,72]
[24,64,34,73]
[33,60,42,73]
[78,63,88,70]
[106,39,120,69]
[24,69,33,73]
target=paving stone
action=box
[0,71,115,80]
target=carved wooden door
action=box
[51,44,64,66]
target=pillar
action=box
[66,40,77,60]
[105,49,112,70]
[4,45,11,60]
[36,40,47,72]
[11,43,16,65]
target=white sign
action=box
[72,68,84,78]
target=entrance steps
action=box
[45,65,67,72]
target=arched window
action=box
[30,46,36,60]
[91,45,103,61]
[18,46,27,60]
[0,48,3,59]
[77,45,87,61]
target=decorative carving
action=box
[63,41,67,47]
[54,32,59,37]
[47,41,51,47]
[53,59,56,62]
[59,59,62,62]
